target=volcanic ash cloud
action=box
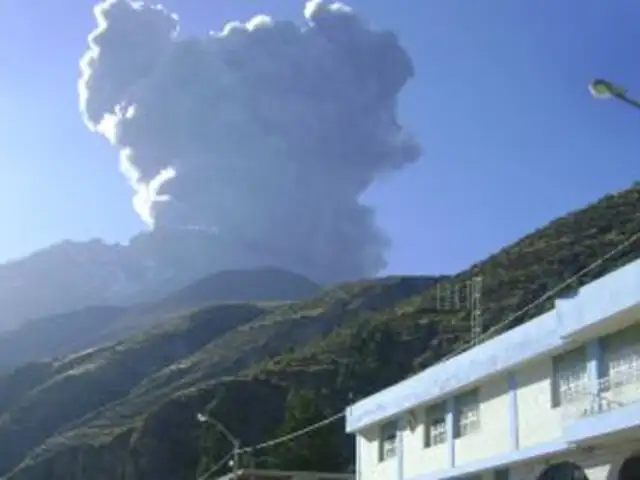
[79,0,421,284]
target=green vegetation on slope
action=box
[0,303,267,476]
[0,306,128,374]
[2,185,640,480]
[0,274,439,479]
[0,266,322,374]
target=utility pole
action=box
[233,442,240,480]
[197,413,242,479]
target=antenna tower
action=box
[469,276,483,346]
[435,276,484,346]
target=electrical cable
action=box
[237,411,345,454]
[440,229,640,362]
[197,450,235,480]
[220,231,640,454]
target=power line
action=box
[441,229,640,362]
[219,230,640,454]
[197,450,235,480]
[237,411,345,454]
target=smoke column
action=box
[79,0,421,284]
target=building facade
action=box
[345,257,640,480]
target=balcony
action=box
[561,359,640,423]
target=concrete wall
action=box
[454,376,512,464]
[402,409,448,478]
[357,427,396,480]
[508,440,640,480]
[515,357,563,449]
[359,376,514,480]
[346,258,640,434]
[351,253,640,480]
[357,345,640,480]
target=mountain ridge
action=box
[1,184,639,479]
[0,230,325,331]
[0,267,322,373]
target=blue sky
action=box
[0,0,639,276]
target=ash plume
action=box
[79,0,420,284]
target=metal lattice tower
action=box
[436,282,453,311]
[452,283,461,310]
[435,276,484,346]
[469,276,483,347]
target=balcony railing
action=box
[561,360,640,422]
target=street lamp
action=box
[197,413,241,479]
[589,78,640,110]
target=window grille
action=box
[551,347,588,407]
[378,421,397,461]
[455,389,480,438]
[425,402,447,447]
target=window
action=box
[425,402,447,447]
[602,323,640,389]
[455,389,480,438]
[378,420,397,461]
[607,345,640,387]
[551,346,588,407]
[494,467,510,480]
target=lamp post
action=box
[589,79,640,110]
[197,413,241,480]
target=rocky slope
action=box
[0,273,439,479]
[0,267,321,374]
[0,228,322,331]
[1,184,640,479]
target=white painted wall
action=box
[357,427,395,480]
[356,429,377,480]
[360,377,513,480]
[515,356,563,448]
[402,410,449,478]
[354,318,640,480]
[357,358,593,479]
[371,457,395,480]
[454,376,512,464]
[507,439,640,480]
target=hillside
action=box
[1,185,640,480]
[0,267,321,374]
[0,307,128,374]
[0,228,322,332]
[0,273,439,479]
[127,266,322,327]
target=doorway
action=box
[537,461,589,480]
[618,454,640,480]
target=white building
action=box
[345,257,640,480]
